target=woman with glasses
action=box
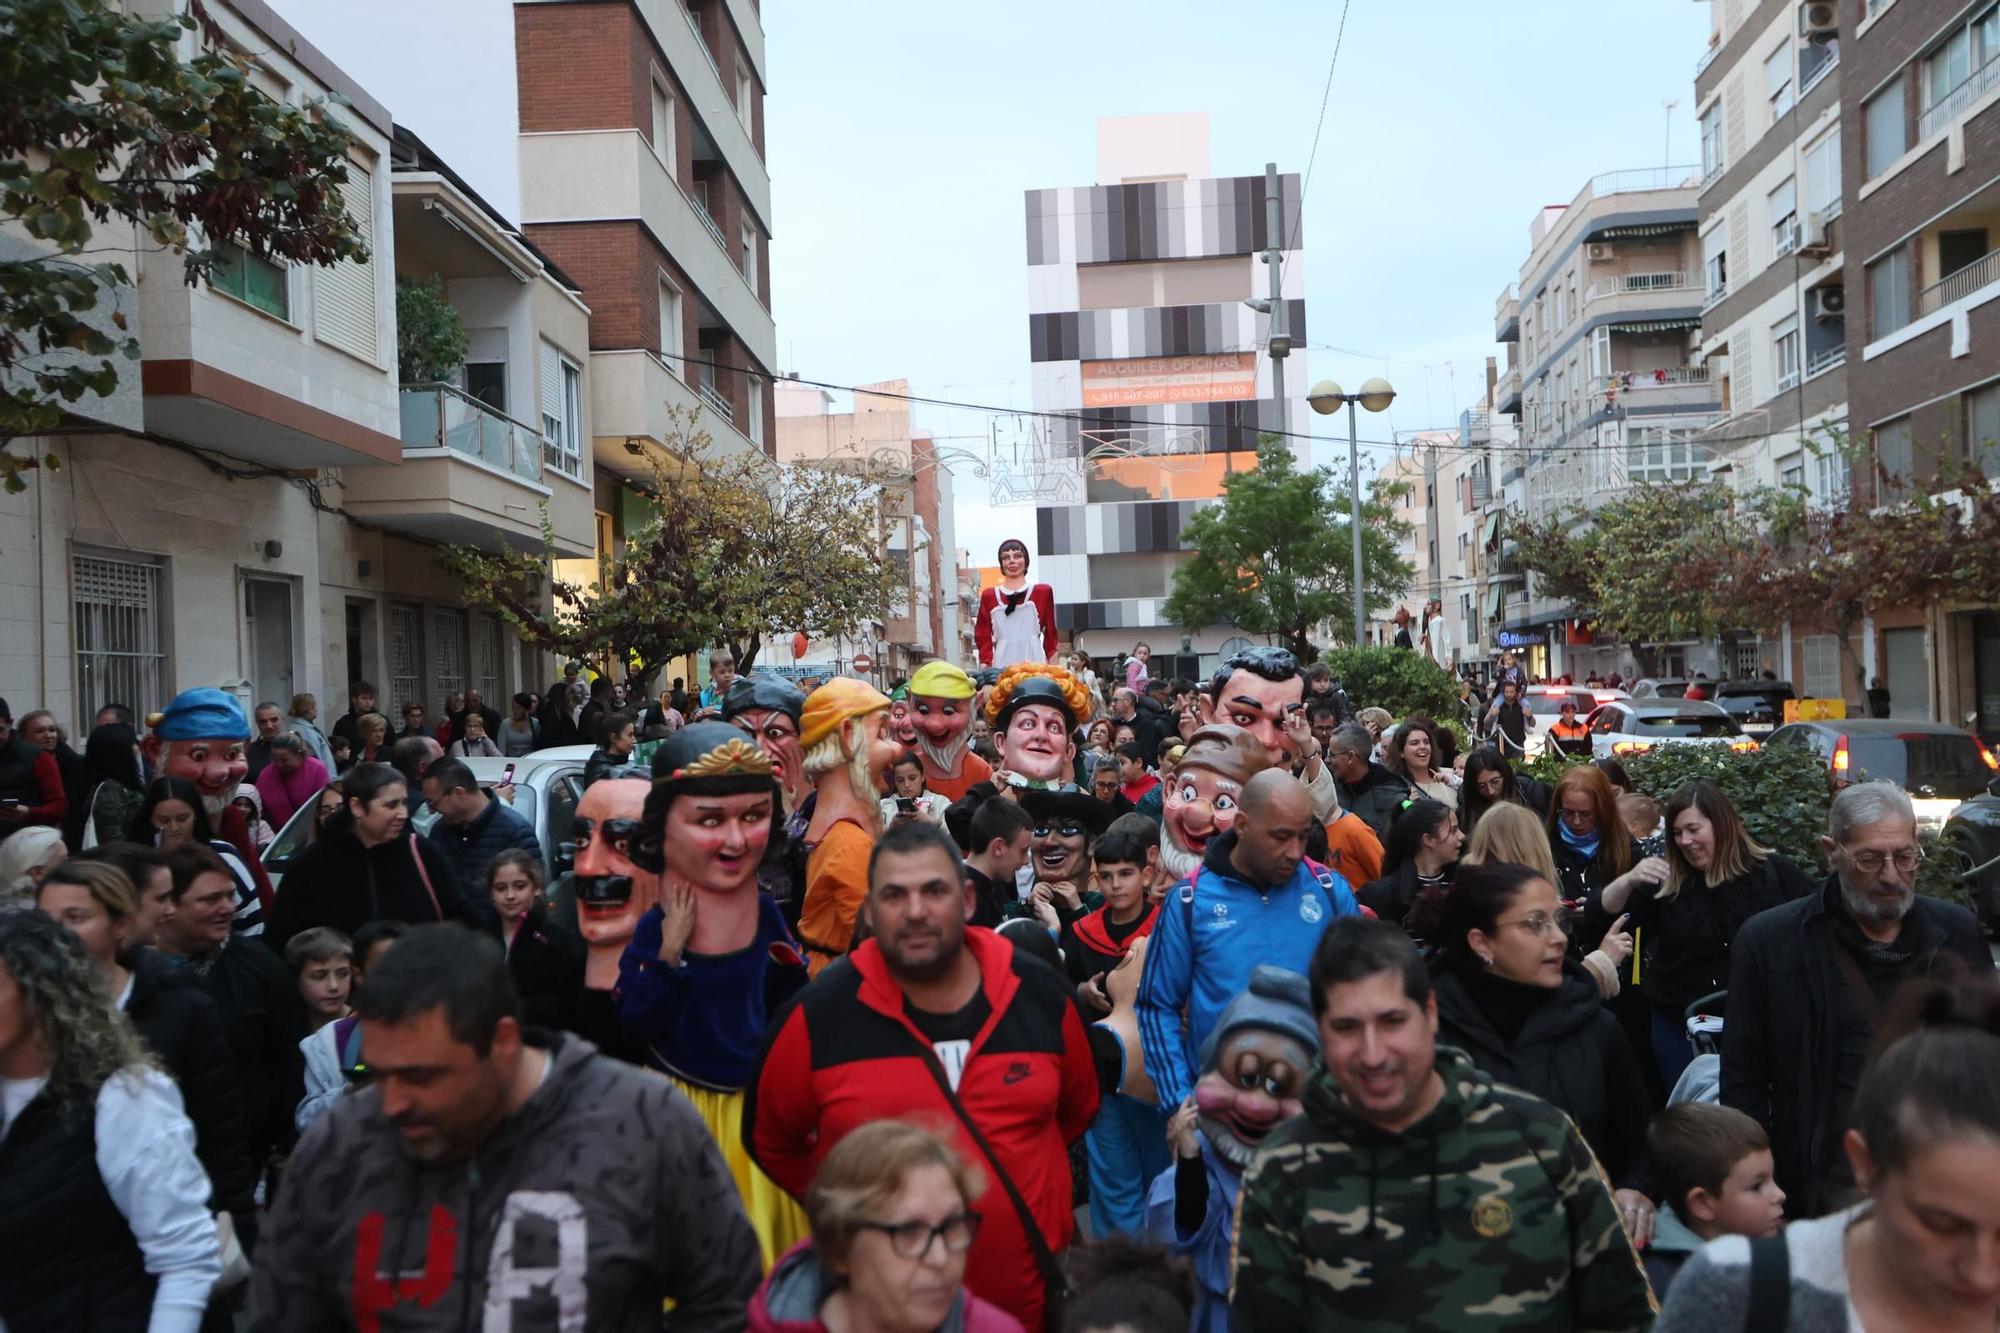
[1408,860,1655,1243]
[1592,780,1816,1087]
[1457,745,1552,834]
[749,1119,1021,1332]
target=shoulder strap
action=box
[916,1049,1068,1329]
[407,837,444,919]
[1743,1231,1791,1332]
[1179,864,1200,940]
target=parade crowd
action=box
[1,541,1997,1332]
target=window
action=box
[462,327,508,411]
[1774,314,1801,389]
[739,220,758,292]
[432,607,466,708]
[1869,244,1911,338]
[1924,21,1974,110]
[539,340,582,479]
[1802,634,1840,698]
[1770,176,1799,255]
[211,241,288,319]
[746,373,764,448]
[1804,128,1842,218]
[1779,452,1806,487]
[658,275,683,364]
[1704,227,1729,300]
[1968,381,2000,479]
[1865,85,1906,177]
[1626,428,1712,483]
[1766,43,1795,118]
[314,159,377,359]
[387,603,423,716]
[734,57,754,126]
[1700,101,1725,181]
[73,550,167,725]
[1076,256,1253,309]
[650,76,676,166]
[1814,447,1851,503]
[1875,415,1914,500]
[473,615,502,704]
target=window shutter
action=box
[465,327,509,365]
[538,341,562,436]
[314,160,378,362]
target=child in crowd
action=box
[1064,823,1168,1239]
[284,927,353,1033]
[1619,792,1664,847]
[880,751,948,826]
[1643,1102,1787,1296]
[1116,742,1159,804]
[329,733,352,773]
[296,919,408,1131]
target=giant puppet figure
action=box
[722,675,810,922]
[974,538,1057,669]
[623,722,811,1266]
[794,677,898,976]
[985,662,1093,792]
[1158,723,1270,881]
[904,660,990,802]
[1195,645,1341,823]
[567,776,656,1063]
[141,688,272,909]
[1145,965,1317,1333]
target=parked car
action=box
[1712,680,1798,736]
[1942,779,2000,932]
[1522,686,1604,757]
[1586,698,1756,759]
[1630,677,1691,700]
[1763,720,1998,831]
[262,746,594,889]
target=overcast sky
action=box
[269,0,1713,558]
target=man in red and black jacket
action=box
[745,819,1100,1330]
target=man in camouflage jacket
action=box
[1231,917,1655,1331]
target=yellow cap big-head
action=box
[800,676,892,751]
[907,660,976,701]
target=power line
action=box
[1283,0,1352,278]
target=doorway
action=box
[1882,626,1929,719]
[244,578,295,707]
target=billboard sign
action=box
[1081,353,1257,408]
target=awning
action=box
[1488,583,1506,617]
[1593,222,1693,241]
[1607,317,1701,334]
[1482,510,1504,546]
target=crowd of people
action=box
[1,590,1996,1331]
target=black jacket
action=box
[1721,879,1994,1216]
[583,747,646,788]
[1432,961,1649,1186]
[1552,832,1643,955]
[124,950,256,1229]
[180,936,305,1165]
[1357,859,1446,926]
[1335,762,1412,842]
[268,810,478,952]
[425,796,541,897]
[487,908,586,1031]
[1593,851,1815,1013]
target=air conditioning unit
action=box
[1813,285,1846,320]
[1587,243,1615,263]
[1803,1,1838,40]
[1799,211,1833,256]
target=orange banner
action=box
[1081,353,1257,408]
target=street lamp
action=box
[1309,377,1397,647]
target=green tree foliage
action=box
[1621,743,1831,875]
[0,0,368,489]
[395,276,468,384]
[1319,646,1462,724]
[1162,440,1413,661]
[438,408,900,675]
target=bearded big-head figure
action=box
[1160,724,1272,881]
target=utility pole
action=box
[1348,402,1365,646]
[1261,162,1289,443]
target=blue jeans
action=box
[1652,1004,1696,1090]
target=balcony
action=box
[1464,410,1492,444]
[1919,53,2000,142]
[1584,270,1698,303]
[339,384,593,556]
[1496,283,1520,342]
[698,377,735,423]
[1807,342,1847,377]
[589,348,759,472]
[1495,364,1523,415]
[1593,366,1717,414]
[1695,37,1720,78]
[1918,248,2000,320]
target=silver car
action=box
[1586,699,1757,760]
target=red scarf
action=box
[1070,900,1159,959]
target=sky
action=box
[268,0,1713,560]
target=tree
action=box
[438,408,900,678]
[1161,439,1413,662]
[395,276,468,383]
[0,0,367,489]
[1509,483,1741,676]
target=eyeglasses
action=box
[1496,908,1573,937]
[574,817,643,856]
[1034,822,1087,840]
[857,1210,982,1259]
[1845,846,1924,874]
[1557,807,1598,827]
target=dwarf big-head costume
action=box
[572,777,657,990]
[1194,964,1317,1170]
[143,688,250,821]
[905,659,989,801]
[985,662,1092,789]
[795,677,896,975]
[1160,723,1271,881]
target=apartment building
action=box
[1842,0,2000,735]
[1492,168,1725,681]
[775,378,961,683]
[1022,113,1307,681]
[0,0,572,731]
[1372,430,1478,660]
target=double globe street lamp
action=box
[1308,378,1397,648]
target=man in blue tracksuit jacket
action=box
[1137,768,1359,1111]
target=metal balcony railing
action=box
[1807,342,1848,376]
[1696,40,1720,77]
[399,384,542,483]
[1919,53,2000,141]
[1919,248,2000,319]
[1581,165,1700,199]
[698,379,735,423]
[693,197,728,250]
[1584,271,1696,302]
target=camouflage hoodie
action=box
[1230,1045,1656,1331]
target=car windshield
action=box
[1634,712,1740,737]
[1527,694,1586,715]
[1848,733,1991,800]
